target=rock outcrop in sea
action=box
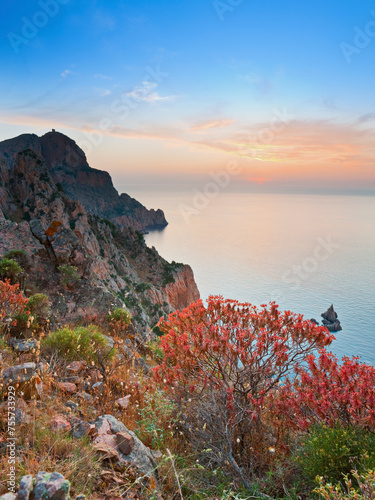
[321,304,342,332]
[0,132,200,336]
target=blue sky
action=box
[1,0,374,192]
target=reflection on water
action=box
[129,190,375,366]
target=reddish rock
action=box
[51,415,72,433]
[93,441,119,460]
[116,431,135,455]
[58,382,77,394]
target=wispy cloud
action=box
[126,81,179,103]
[191,119,235,132]
[61,69,72,78]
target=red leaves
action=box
[0,279,28,332]
[154,296,333,410]
[272,349,375,432]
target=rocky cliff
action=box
[0,131,168,232]
[0,134,200,338]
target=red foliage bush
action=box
[272,349,375,432]
[0,279,29,333]
[153,296,334,484]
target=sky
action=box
[1,0,375,194]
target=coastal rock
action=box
[321,305,342,332]
[0,132,200,335]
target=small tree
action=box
[154,296,334,486]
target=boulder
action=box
[16,474,33,500]
[0,494,16,500]
[30,471,70,500]
[94,415,157,476]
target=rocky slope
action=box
[0,135,200,337]
[0,131,168,232]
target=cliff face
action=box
[0,131,168,232]
[0,136,200,338]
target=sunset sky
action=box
[1,0,375,194]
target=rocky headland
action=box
[0,131,199,336]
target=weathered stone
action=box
[1,363,38,384]
[32,471,70,500]
[116,431,135,455]
[51,415,72,433]
[76,391,92,402]
[58,382,77,394]
[16,474,33,500]
[69,417,97,439]
[64,400,78,411]
[93,441,119,460]
[9,339,39,354]
[94,415,157,476]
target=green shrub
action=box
[294,425,375,486]
[41,325,114,363]
[106,307,131,325]
[315,469,375,499]
[136,389,178,449]
[0,258,22,283]
[13,293,50,334]
[135,282,152,293]
[58,264,80,288]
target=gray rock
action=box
[1,363,37,384]
[95,415,156,476]
[0,494,16,500]
[32,471,70,500]
[9,339,39,354]
[16,475,33,500]
[321,305,342,332]
[69,416,96,439]
[64,400,78,411]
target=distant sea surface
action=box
[127,190,375,366]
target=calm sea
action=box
[126,190,375,366]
